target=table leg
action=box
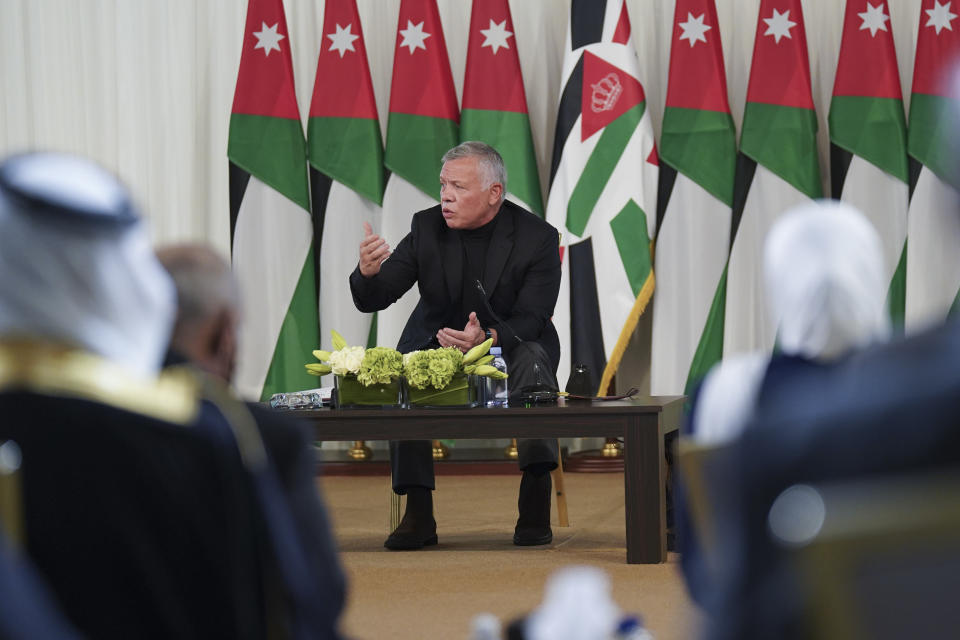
[624,414,667,563]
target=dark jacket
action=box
[350,200,561,370]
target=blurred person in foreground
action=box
[680,200,890,608]
[691,204,960,638]
[351,141,561,550]
[157,243,346,639]
[0,151,272,639]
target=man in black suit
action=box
[350,141,561,550]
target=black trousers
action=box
[390,342,560,493]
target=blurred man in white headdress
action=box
[0,152,289,640]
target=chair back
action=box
[677,436,737,573]
[0,440,23,547]
[772,470,960,640]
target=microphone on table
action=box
[474,279,522,347]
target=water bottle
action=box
[485,347,509,407]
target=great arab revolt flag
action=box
[461,0,542,215]
[229,0,317,400]
[377,0,459,350]
[724,0,821,357]
[830,0,908,329]
[906,0,960,330]
[650,0,736,397]
[307,0,384,351]
[546,0,658,395]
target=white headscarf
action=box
[0,152,175,378]
[764,199,890,361]
[693,200,889,444]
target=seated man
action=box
[350,141,561,549]
[157,243,346,639]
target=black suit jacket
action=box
[350,199,562,370]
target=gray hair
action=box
[441,141,507,199]
[155,244,241,333]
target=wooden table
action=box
[299,395,684,564]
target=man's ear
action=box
[489,182,504,205]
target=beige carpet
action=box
[319,472,703,639]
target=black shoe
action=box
[385,487,437,551]
[384,525,438,550]
[513,469,553,546]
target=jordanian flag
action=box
[651,0,736,397]
[906,0,960,329]
[307,0,384,351]
[546,0,659,394]
[461,0,542,215]
[725,0,821,357]
[229,0,317,400]
[830,0,908,329]
[377,0,459,350]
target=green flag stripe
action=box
[460,108,543,214]
[887,239,907,332]
[567,103,644,236]
[260,249,321,400]
[308,116,385,206]
[385,112,458,198]
[740,102,822,200]
[660,106,737,207]
[951,286,960,317]
[228,114,310,211]
[829,96,908,183]
[908,93,960,192]
[609,199,652,297]
[683,265,727,397]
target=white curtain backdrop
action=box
[0,0,926,450]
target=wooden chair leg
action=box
[552,456,570,528]
[390,485,401,532]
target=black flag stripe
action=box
[729,152,757,252]
[571,0,607,50]
[830,144,853,200]
[568,238,607,395]
[549,56,585,187]
[228,162,251,252]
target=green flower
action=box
[356,346,403,386]
[403,347,463,390]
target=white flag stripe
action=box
[724,164,810,357]
[839,154,908,297]
[905,166,960,332]
[376,174,436,350]
[232,175,313,399]
[320,180,380,349]
[651,174,731,395]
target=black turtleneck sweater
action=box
[458,213,499,328]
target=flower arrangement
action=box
[304,331,507,408]
[305,330,403,386]
[403,339,506,390]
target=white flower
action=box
[329,345,365,375]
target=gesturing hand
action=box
[437,312,485,353]
[358,221,390,277]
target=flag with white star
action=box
[905,0,960,328]
[376,0,459,350]
[460,0,542,215]
[228,0,318,400]
[830,0,909,329]
[651,0,736,397]
[545,0,658,395]
[306,0,384,352]
[725,0,822,357]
